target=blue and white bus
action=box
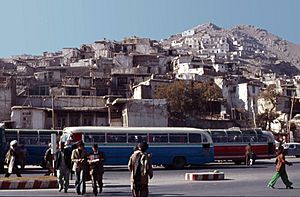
[4,129,61,167]
[61,126,214,169]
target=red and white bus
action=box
[207,128,276,164]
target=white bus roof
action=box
[62,126,209,134]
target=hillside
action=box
[162,23,300,76]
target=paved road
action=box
[1,158,300,196]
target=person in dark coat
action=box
[55,142,72,193]
[267,146,293,189]
[128,142,153,197]
[44,143,54,176]
[88,144,105,196]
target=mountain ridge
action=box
[163,23,300,75]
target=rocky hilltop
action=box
[162,23,300,76]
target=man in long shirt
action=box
[5,140,21,177]
[71,141,88,195]
[128,142,153,197]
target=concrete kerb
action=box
[185,171,225,181]
[0,176,58,189]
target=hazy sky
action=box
[0,0,299,57]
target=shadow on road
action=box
[150,193,185,196]
[100,191,132,196]
[275,187,300,190]
[104,184,131,188]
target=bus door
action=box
[200,133,211,155]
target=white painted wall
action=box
[32,110,45,129]
[182,29,195,37]
[11,108,46,129]
[122,99,168,127]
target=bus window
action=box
[242,129,257,142]
[5,130,18,143]
[107,133,127,143]
[128,133,147,143]
[19,131,38,145]
[211,130,227,143]
[227,130,242,142]
[149,133,168,143]
[189,133,202,143]
[169,133,187,143]
[84,133,105,143]
[257,134,268,142]
[39,134,51,145]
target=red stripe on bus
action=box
[213,144,275,160]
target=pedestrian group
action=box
[3,139,295,196]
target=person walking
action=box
[88,144,105,196]
[55,142,72,193]
[128,142,153,197]
[245,143,255,166]
[71,140,89,195]
[4,140,21,177]
[44,143,54,176]
[267,146,293,189]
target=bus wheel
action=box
[172,156,186,169]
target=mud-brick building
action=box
[0,76,16,122]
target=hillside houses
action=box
[0,32,300,142]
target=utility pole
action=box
[286,92,295,143]
[251,97,257,128]
[51,95,55,130]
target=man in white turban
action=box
[5,140,21,177]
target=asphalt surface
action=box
[1,157,300,196]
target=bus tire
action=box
[172,156,186,169]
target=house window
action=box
[21,111,32,128]
[232,87,236,93]
[117,77,128,87]
[48,72,53,80]
[83,118,92,126]
[66,87,77,95]
[82,91,90,96]
[57,118,66,129]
